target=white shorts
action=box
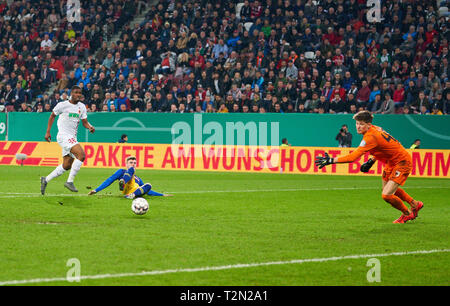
[57,134,78,158]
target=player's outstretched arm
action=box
[123,167,135,184]
[82,118,95,134]
[315,147,368,169]
[45,112,56,142]
[334,147,368,164]
[336,134,377,165]
[88,169,124,195]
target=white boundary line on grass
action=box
[0,249,449,285]
[0,186,447,198]
[167,185,446,194]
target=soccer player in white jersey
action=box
[40,85,95,194]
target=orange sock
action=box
[395,188,414,205]
[382,194,410,214]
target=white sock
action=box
[46,165,66,182]
[67,159,83,183]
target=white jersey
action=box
[52,100,87,138]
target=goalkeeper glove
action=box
[119,179,125,191]
[314,152,334,169]
[360,158,375,173]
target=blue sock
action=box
[134,183,164,197]
[147,190,164,196]
[133,184,149,197]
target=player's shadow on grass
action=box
[42,196,93,209]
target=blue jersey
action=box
[93,167,144,193]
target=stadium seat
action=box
[66,56,78,70]
[236,2,244,19]
[439,6,449,17]
[154,64,161,74]
[305,51,315,60]
[60,56,68,65]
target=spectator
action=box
[116,91,131,111]
[335,124,352,148]
[431,102,444,115]
[118,134,128,143]
[77,71,91,87]
[411,91,431,114]
[281,138,290,147]
[329,93,346,114]
[410,139,421,149]
[40,34,53,53]
[356,80,371,108]
[40,63,53,88]
[393,83,406,110]
[285,61,298,82]
[102,53,115,71]
[376,92,396,114]
[368,93,383,113]
[12,82,26,106]
[212,39,229,59]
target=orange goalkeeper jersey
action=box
[336,125,411,167]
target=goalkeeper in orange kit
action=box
[315,111,424,224]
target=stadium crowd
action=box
[0,0,449,115]
[0,0,143,112]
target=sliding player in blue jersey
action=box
[88,156,172,199]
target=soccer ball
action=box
[131,198,149,215]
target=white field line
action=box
[0,249,448,286]
[167,185,447,194]
[0,186,447,198]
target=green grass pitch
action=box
[0,165,449,286]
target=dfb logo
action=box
[366,0,381,23]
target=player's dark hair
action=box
[71,85,81,92]
[353,110,373,123]
[126,156,136,163]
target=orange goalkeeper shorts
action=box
[382,160,412,186]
